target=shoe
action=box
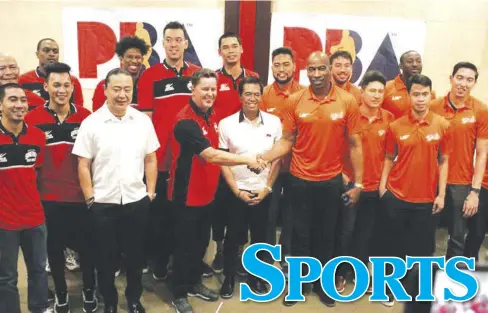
[142,267,149,274]
[65,249,80,271]
[127,301,145,313]
[172,298,194,313]
[46,259,51,273]
[381,295,395,307]
[104,305,117,313]
[220,276,235,299]
[48,288,55,302]
[152,267,168,281]
[211,241,224,273]
[314,284,335,307]
[82,288,98,313]
[236,246,247,277]
[282,298,297,307]
[42,308,55,313]
[248,278,268,295]
[54,291,70,313]
[114,268,121,277]
[201,261,214,278]
[188,283,219,302]
[335,276,346,293]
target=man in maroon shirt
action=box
[0,83,50,313]
[19,38,84,106]
[25,62,96,313]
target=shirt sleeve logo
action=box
[219,83,230,91]
[0,153,7,163]
[25,149,38,163]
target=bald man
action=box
[0,54,45,110]
[259,51,363,308]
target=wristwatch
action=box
[265,186,273,193]
[354,183,364,190]
[470,187,481,196]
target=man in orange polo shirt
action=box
[337,70,394,291]
[376,74,451,306]
[383,50,435,119]
[260,51,363,308]
[330,50,361,104]
[260,47,304,273]
[430,62,488,259]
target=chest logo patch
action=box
[426,133,440,142]
[330,112,344,120]
[71,128,79,140]
[25,149,37,163]
[461,116,476,124]
[400,134,410,140]
[220,84,230,91]
[378,129,385,136]
[392,96,402,101]
[165,83,174,92]
[202,127,208,136]
[0,153,7,163]
[45,130,54,140]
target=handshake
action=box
[247,154,269,174]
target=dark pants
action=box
[374,190,436,295]
[146,172,172,271]
[0,224,49,313]
[172,202,213,299]
[464,187,488,259]
[43,201,95,294]
[224,193,271,277]
[266,172,293,257]
[290,174,343,270]
[89,197,150,306]
[445,184,470,258]
[337,190,379,277]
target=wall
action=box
[1,0,487,107]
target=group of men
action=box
[1,19,488,313]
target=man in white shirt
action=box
[217,76,282,299]
[72,68,159,313]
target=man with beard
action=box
[92,36,149,112]
[429,62,488,259]
[19,38,84,106]
[259,51,363,308]
[330,50,361,103]
[260,47,304,275]
[383,50,435,119]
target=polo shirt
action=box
[282,85,361,182]
[213,67,259,121]
[0,121,45,230]
[25,89,46,110]
[72,105,160,205]
[92,77,140,112]
[218,110,282,190]
[383,75,436,119]
[168,100,220,207]
[137,59,200,172]
[25,102,91,203]
[385,111,452,203]
[336,81,361,104]
[430,94,488,185]
[19,67,84,106]
[343,108,394,191]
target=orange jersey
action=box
[383,75,436,119]
[385,111,452,202]
[343,108,395,191]
[261,81,305,172]
[337,81,361,104]
[430,95,488,185]
[282,85,360,181]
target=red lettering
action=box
[120,22,137,38]
[283,27,322,81]
[77,22,117,78]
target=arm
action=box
[200,147,256,167]
[379,155,395,195]
[348,133,363,185]
[78,157,94,201]
[261,132,295,162]
[433,154,449,214]
[144,152,158,198]
[464,138,488,216]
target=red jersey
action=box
[25,89,46,110]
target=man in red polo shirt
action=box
[209,32,259,274]
[169,69,265,313]
[376,74,451,307]
[92,36,149,112]
[0,83,50,313]
[0,53,45,110]
[329,50,361,103]
[25,62,97,313]
[137,21,203,279]
[19,38,83,106]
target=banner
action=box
[62,7,224,88]
[269,12,427,86]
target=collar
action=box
[189,99,213,120]
[0,118,27,138]
[307,84,337,104]
[443,93,473,112]
[35,66,46,78]
[44,101,77,116]
[239,110,264,125]
[100,105,135,122]
[359,106,383,121]
[163,59,188,76]
[272,80,298,97]
[408,110,434,125]
[394,74,407,91]
[221,66,246,81]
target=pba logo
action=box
[77,21,202,79]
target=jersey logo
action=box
[461,116,476,124]
[25,149,37,163]
[165,83,175,92]
[33,89,42,96]
[378,129,385,136]
[45,130,54,140]
[299,112,310,118]
[267,108,276,112]
[202,127,208,136]
[0,153,7,163]
[399,134,410,140]
[187,81,193,90]
[392,96,402,101]
[330,112,344,120]
[71,128,79,140]
[219,84,230,91]
[426,133,440,142]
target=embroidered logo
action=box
[299,113,310,118]
[400,134,410,140]
[45,130,53,140]
[71,128,79,140]
[165,83,174,92]
[25,149,37,163]
[392,96,402,101]
[378,129,385,136]
[426,133,440,142]
[219,84,230,91]
[202,127,208,136]
[330,112,344,120]
[187,81,193,90]
[461,116,476,124]
[0,153,7,163]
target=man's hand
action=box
[343,186,361,207]
[463,191,479,217]
[432,196,445,214]
[247,155,268,174]
[248,188,270,206]
[379,185,387,198]
[86,196,95,209]
[148,193,156,202]
[342,173,351,187]
[238,190,255,204]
